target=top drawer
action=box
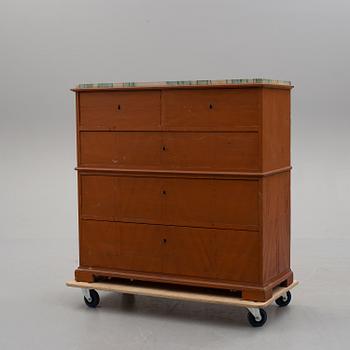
[79,91,161,130]
[162,88,260,131]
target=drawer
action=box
[79,131,162,169]
[80,220,163,273]
[79,131,259,172]
[80,175,259,229]
[80,220,260,282]
[163,178,259,229]
[163,132,259,171]
[79,91,161,130]
[162,89,260,131]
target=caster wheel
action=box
[247,309,267,327]
[275,291,291,307]
[84,289,100,308]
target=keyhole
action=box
[117,104,121,110]
[162,146,166,151]
[162,190,166,195]
[209,103,213,109]
[162,238,167,244]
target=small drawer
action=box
[79,91,161,130]
[162,88,260,131]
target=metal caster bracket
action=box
[81,288,92,302]
[281,292,288,302]
[247,307,262,321]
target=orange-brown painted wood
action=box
[79,174,259,230]
[73,84,294,302]
[79,220,260,283]
[161,89,260,131]
[79,91,161,130]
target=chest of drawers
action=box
[72,79,294,301]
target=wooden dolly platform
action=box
[66,279,298,327]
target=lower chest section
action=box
[78,174,261,283]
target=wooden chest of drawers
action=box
[72,79,294,301]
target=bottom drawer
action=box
[80,220,260,283]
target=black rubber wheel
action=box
[247,309,267,327]
[275,291,291,307]
[84,289,100,308]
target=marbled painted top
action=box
[75,78,291,89]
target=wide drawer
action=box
[162,88,260,131]
[79,131,260,171]
[80,175,259,230]
[79,220,260,283]
[79,91,161,130]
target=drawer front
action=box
[79,131,259,172]
[80,220,163,273]
[163,178,259,229]
[79,91,161,130]
[80,220,260,283]
[162,89,260,131]
[79,131,162,169]
[163,132,259,171]
[80,175,258,230]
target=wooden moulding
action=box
[75,166,292,179]
[66,279,298,308]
